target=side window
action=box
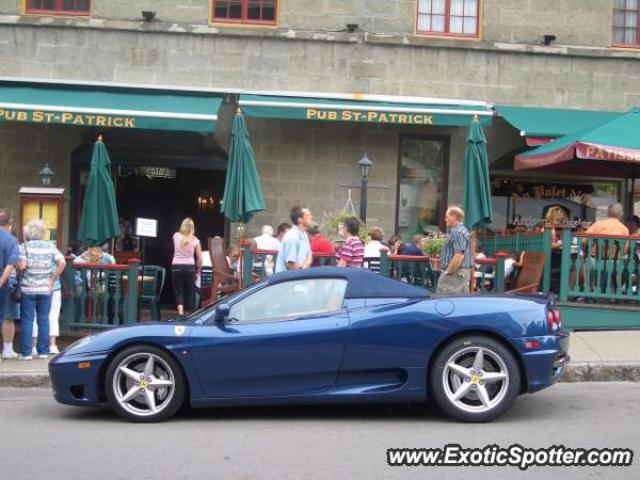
[229,279,348,323]
[416,0,480,38]
[25,0,91,16]
[613,0,640,47]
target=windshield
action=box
[189,281,266,324]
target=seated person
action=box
[504,252,524,286]
[73,245,116,291]
[226,246,241,278]
[363,226,388,272]
[308,222,334,266]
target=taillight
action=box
[547,309,561,333]
[554,309,562,330]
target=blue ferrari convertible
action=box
[50,267,569,422]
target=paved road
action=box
[0,383,637,480]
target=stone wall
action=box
[1,22,639,110]
[0,1,617,48]
[242,118,490,238]
[0,122,82,244]
[484,0,612,47]
[0,0,637,241]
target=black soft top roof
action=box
[267,267,430,299]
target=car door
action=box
[190,278,350,398]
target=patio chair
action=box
[205,237,240,306]
[507,251,545,294]
[140,265,165,320]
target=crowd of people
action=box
[168,205,476,317]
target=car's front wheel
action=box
[105,345,186,422]
[430,336,521,422]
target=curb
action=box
[559,363,640,383]
[0,373,51,388]
[1,364,640,389]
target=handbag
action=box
[10,242,27,303]
[10,270,22,303]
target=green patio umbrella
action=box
[463,116,493,229]
[221,110,265,223]
[77,136,120,247]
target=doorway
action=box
[70,129,229,305]
[115,168,226,304]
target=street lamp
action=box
[39,162,54,187]
[358,152,373,223]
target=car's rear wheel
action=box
[430,336,520,422]
[105,345,185,422]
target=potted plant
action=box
[320,210,367,243]
[423,235,447,270]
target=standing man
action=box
[275,206,313,273]
[436,206,473,294]
[0,209,20,360]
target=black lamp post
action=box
[39,162,54,187]
[358,152,373,223]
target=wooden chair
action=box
[507,251,545,293]
[204,237,240,306]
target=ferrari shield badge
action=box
[174,326,186,336]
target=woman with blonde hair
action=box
[544,205,568,250]
[171,217,202,316]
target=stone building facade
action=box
[1,1,639,247]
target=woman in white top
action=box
[363,226,389,272]
[171,218,202,316]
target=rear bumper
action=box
[49,351,108,407]
[513,332,570,393]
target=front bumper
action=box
[49,351,109,407]
[512,332,570,393]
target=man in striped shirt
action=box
[336,217,364,268]
[436,206,473,294]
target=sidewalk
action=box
[1,331,639,388]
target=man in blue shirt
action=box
[275,205,313,273]
[0,209,20,319]
[437,206,473,294]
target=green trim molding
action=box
[559,303,640,330]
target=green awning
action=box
[496,105,620,145]
[0,82,223,132]
[239,94,493,127]
[515,108,640,173]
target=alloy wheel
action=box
[112,352,176,417]
[442,346,509,414]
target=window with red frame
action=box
[211,0,277,24]
[613,0,640,46]
[417,0,479,37]
[26,0,90,15]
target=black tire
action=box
[429,335,521,422]
[105,345,186,423]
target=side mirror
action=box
[214,303,230,323]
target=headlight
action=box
[66,336,93,352]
